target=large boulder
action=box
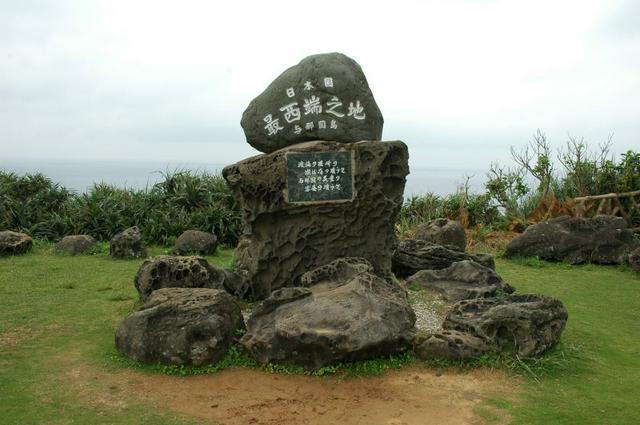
[115,288,245,366]
[443,294,568,357]
[0,231,32,256]
[223,140,409,299]
[109,226,147,259]
[173,230,217,256]
[414,329,489,361]
[505,215,639,264]
[630,247,640,273]
[406,260,515,302]
[240,258,416,368]
[240,52,383,154]
[414,218,466,252]
[392,239,495,278]
[55,235,97,255]
[134,255,229,301]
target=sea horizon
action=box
[0,158,488,197]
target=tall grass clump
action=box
[0,169,241,246]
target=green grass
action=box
[486,258,640,424]
[1,244,639,424]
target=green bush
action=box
[0,170,241,246]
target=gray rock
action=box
[55,235,97,255]
[240,52,383,153]
[505,215,639,264]
[134,255,227,301]
[0,231,32,256]
[406,260,514,302]
[392,239,495,278]
[223,140,408,299]
[443,294,568,357]
[629,247,640,273]
[109,226,147,259]
[414,330,489,361]
[414,218,466,252]
[115,288,245,366]
[173,230,217,255]
[241,258,416,368]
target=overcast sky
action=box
[1,0,638,171]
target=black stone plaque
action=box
[286,151,354,203]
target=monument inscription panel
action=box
[286,151,354,203]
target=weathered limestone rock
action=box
[392,239,495,278]
[414,218,466,252]
[55,235,97,255]
[630,247,640,273]
[241,258,416,368]
[407,260,514,302]
[0,231,32,256]
[505,215,639,264]
[414,330,489,360]
[134,255,228,301]
[173,230,217,256]
[443,294,568,357]
[109,226,147,259]
[223,140,408,299]
[115,288,245,366]
[241,52,383,153]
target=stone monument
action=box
[224,52,409,299]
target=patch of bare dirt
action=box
[63,359,517,425]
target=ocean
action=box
[0,159,487,197]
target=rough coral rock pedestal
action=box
[223,140,409,299]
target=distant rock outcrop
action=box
[505,215,639,264]
[173,230,217,256]
[0,231,32,256]
[392,239,494,278]
[414,218,466,252]
[55,235,97,255]
[109,226,147,259]
[406,260,514,302]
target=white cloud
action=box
[0,0,637,171]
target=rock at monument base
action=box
[115,288,245,366]
[55,235,97,255]
[505,215,639,264]
[173,230,217,256]
[110,226,147,259]
[240,258,416,369]
[223,140,409,300]
[414,218,466,252]
[0,231,32,256]
[414,330,489,361]
[392,239,495,278]
[241,52,383,153]
[134,255,230,301]
[407,260,515,302]
[443,294,568,357]
[629,247,640,273]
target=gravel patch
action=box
[408,290,447,334]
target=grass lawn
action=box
[1,242,639,424]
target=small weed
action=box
[60,283,76,289]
